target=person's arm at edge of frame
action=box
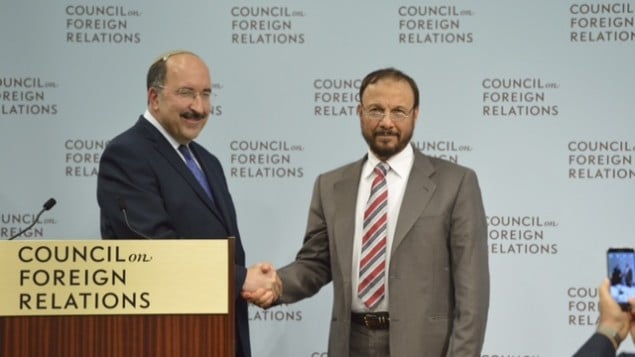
[573,279,634,356]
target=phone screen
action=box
[607,248,635,310]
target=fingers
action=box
[598,278,623,315]
[242,288,275,308]
[254,291,276,308]
[242,287,265,300]
[260,262,274,274]
[597,278,632,346]
[598,278,611,305]
[241,262,283,308]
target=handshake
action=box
[241,263,282,308]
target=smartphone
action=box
[607,247,635,311]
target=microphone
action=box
[8,198,57,240]
[117,198,151,239]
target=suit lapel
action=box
[190,144,235,232]
[137,119,226,224]
[330,152,437,279]
[392,150,437,254]
[332,160,364,292]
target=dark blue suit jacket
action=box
[97,116,250,357]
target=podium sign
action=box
[0,239,235,357]
[0,240,228,316]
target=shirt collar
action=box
[364,144,414,179]
[143,109,182,151]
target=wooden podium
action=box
[0,239,235,357]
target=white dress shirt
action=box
[351,144,414,312]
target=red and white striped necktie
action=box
[358,162,389,309]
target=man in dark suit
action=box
[245,68,490,356]
[97,50,274,357]
[574,279,635,357]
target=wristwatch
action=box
[597,325,622,347]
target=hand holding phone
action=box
[607,247,635,311]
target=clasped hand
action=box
[241,263,282,308]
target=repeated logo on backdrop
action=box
[230,6,307,44]
[0,211,56,239]
[487,215,559,255]
[313,78,360,117]
[228,140,305,178]
[64,139,108,177]
[481,78,560,118]
[248,305,302,322]
[568,140,635,179]
[567,286,599,326]
[211,82,224,117]
[569,3,635,43]
[414,140,473,164]
[397,5,475,44]
[0,77,59,117]
[65,5,142,44]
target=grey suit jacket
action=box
[278,148,489,357]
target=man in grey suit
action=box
[245,68,490,356]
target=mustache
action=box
[374,129,398,136]
[181,111,207,120]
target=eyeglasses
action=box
[362,106,414,121]
[155,86,212,102]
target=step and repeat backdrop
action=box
[2,0,634,355]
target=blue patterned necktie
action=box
[178,145,214,202]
